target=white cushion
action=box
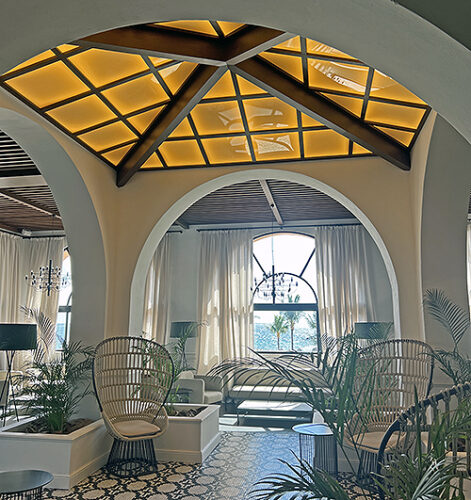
[179,371,195,380]
[204,391,222,404]
[114,419,161,438]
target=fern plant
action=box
[423,289,471,384]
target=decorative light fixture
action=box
[252,220,299,302]
[25,259,70,296]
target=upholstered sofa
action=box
[177,371,225,405]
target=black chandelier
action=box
[25,259,70,296]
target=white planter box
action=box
[154,404,221,463]
[0,418,112,489]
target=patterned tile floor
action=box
[44,430,369,500]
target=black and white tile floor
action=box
[44,431,368,499]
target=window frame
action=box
[252,232,321,353]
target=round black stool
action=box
[293,423,338,475]
[0,470,53,499]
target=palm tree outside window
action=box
[252,233,320,353]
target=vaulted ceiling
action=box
[0,20,430,187]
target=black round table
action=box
[0,470,53,499]
[293,423,338,475]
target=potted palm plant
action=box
[0,311,112,489]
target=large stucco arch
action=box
[0,107,107,349]
[129,168,401,337]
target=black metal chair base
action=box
[107,438,158,477]
[0,488,44,500]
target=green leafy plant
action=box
[423,289,471,384]
[20,340,94,433]
[282,295,304,351]
[270,314,289,351]
[20,305,56,363]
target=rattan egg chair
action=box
[93,336,174,477]
[377,382,471,499]
[347,339,434,481]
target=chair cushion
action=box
[114,419,161,438]
[229,385,304,401]
[179,370,195,380]
[204,391,222,404]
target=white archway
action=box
[129,168,401,336]
[0,108,107,351]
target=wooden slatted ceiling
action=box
[179,179,354,226]
[0,186,63,232]
[0,129,39,175]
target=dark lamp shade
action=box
[0,324,37,351]
[170,322,198,338]
[353,322,391,340]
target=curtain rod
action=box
[196,222,361,232]
[0,228,66,239]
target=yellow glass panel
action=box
[306,40,356,60]
[203,71,236,99]
[252,132,300,161]
[78,122,137,151]
[304,129,349,157]
[159,140,205,166]
[57,44,78,53]
[260,52,303,82]
[273,36,301,52]
[352,142,371,154]
[202,136,251,164]
[102,74,168,114]
[244,97,298,131]
[47,95,117,133]
[301,114,323,127]
[5,50,55,74]
[127,107,163,134]
[236,76,266,95]
[217,22,244,37]
[159,62,197,94]
[7,61,89,108]
[69,49,148,87]
[148,56,172,67]
[365,101,425,128]
[308,60,368,94]
[375,126,415,146]
[141,153,163,169]
[157,21,218,37]
[321,93,363,117]
[102,143,135,165]
[370,70,425,104]
[191,101,244,135]
[168,118,194,138]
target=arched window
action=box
[56,248,72,349]
[253,232,319,352]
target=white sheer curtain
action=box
[314,225,376,338]
[197,230,253,374]
[22,237,67,325]
[0,232,66,367]
[0,232,23,324]
[142,234,174,344]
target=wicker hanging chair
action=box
[93,336,174,477]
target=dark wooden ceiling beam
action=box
[117,65,226,186]
[0,189,61,219]
[230,57,411,170]
[77,25,228,66]
[223,26,293,65]
[77,25,292,67]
